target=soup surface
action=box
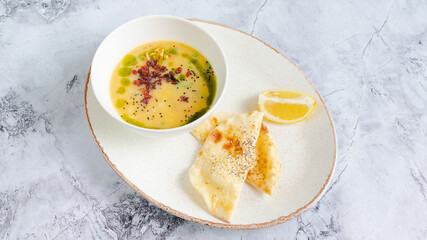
[110,41,216,129]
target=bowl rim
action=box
[90,15,228,133]
[85,19,337,229]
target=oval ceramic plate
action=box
[85,20,337,229]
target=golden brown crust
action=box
[246,123,280,195]
[210,129,223,143]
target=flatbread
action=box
[246,123,280,195]
[192,113,281,195]
[188,111,264,222]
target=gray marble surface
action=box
[0,0,426,239]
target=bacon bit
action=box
[132,70,137,75]
[186,70,191,77]
[143,89,149,96]
[147,60,157,67]
[180,96,189,102]
[163,74,171,83]
[160,66,167,72]
[171,80,179,85]
[175,67,182,74]
[163,72,179,85]
[133,80,142,86]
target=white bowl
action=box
[91,15,227,137]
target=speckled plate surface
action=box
[85,20,337,229]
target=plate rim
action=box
[84,19,337,230]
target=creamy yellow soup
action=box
[110,41,216,129]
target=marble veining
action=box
[0,0,426,239]
[66,75,78,93]
[0,89,53,139]
[0,0,70,23]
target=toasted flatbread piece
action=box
[192,113,281,195]
[246,123,280,195]
[188,111,264,222]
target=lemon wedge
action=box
[258,90,316,124]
